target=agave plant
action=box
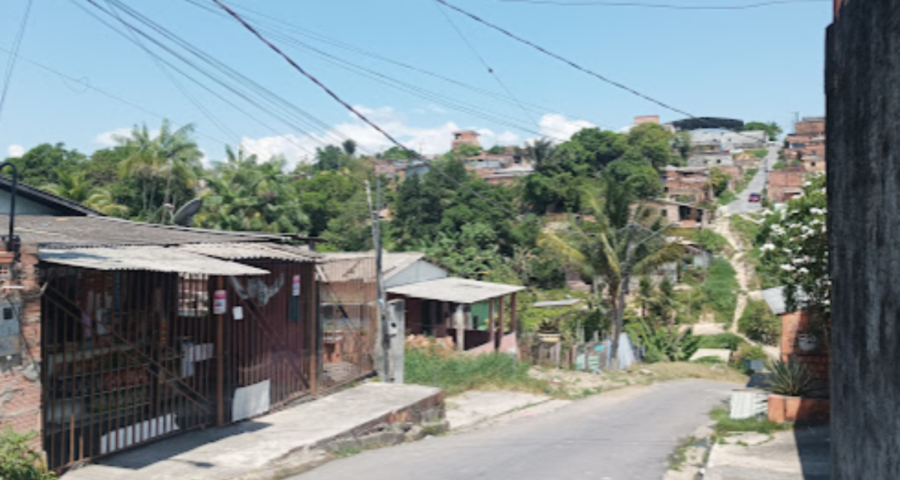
[766,359,816,397]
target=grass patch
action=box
[710,406,791,437]
[405,347,550,396]
[702,258,739,325]
[334,446,362,458]
[751,149,768,159]
[738,299,781,346]
[632,362,748,384]
[717,190,737,206]
[697,333,746,350]
[668,435,696,471]
[730,215,762,246]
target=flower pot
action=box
[537,332,561,344]
[768,394,786,423]
[798,333,818,352]
[784,395,803,421]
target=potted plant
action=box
[766,359,821,422]
[797,332,818,352]
[537,319,561,344]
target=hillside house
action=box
[663,166,713,204]
[642,199,713,229]
[767,166,806,203]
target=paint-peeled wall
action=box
[827,1,900,477]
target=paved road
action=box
[292,381,734,480]
[724,144,778,216]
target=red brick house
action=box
[663,166,713,204]
[762,287,829,380]
[766,167,806,203]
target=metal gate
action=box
[41,267,217,471]
[221,260,317,421]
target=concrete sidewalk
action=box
[63,383,444,480]
[706,425,830,480]
[445,391,566,431]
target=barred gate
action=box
[41,268,217,471]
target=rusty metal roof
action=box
[8,215,284,248]
[39,246,269,276]
[178,243,320,262]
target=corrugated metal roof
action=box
[533,299,582,308]
[319,252,427,281]
[387,277,525,304]
[39,246,269,276]
[178,243,319,262]
[9,215,284,248]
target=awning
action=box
[387,277,525,305]
[40,246,269,276]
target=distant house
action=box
[451,130,481,151]
[785,116,826,161]
[802,155,826,173]
[767,166,806,203]
[483,165,534,186]
[663,166,713,204]
[688,151,734,168]
[642,198,713,229]
[690,129,767,152]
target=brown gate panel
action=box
[222,260,317,421]
[42,267,216,472]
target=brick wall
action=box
[0,244,43,443]
[780,310,830,380]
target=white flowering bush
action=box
[759,173,829,343]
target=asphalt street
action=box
[292,380,735,480]
[724,144,778,215]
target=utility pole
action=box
[366,179,390,382]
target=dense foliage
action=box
[0,429,55,480]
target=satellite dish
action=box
[173,198,203,227]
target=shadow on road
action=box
[794,424,831,479]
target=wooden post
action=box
[498,296,505,347]
[215,276,225,427]
[454,304,465,351]
[488,298,495,348]
[510,292,518,337]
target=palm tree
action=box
[116,120,200,220]
[42,171,129,217]
[522,138,556,168]
[540,183,684,362]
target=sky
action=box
[0,0,832,168]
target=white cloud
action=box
[538,113,595,141]
[94,127,133,148]
[6,144,24,158]
[240,105,523,168]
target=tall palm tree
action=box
[116,120,200,220]
[42,171,129,217]
[540,184,684,362]
[522,138,556,168]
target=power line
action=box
[209,0,521,217]
[489,0,828,9]
[431,0,540,129]
[434,0,694,119]
[0,0,35,134]
[103,0,240,143]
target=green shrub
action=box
[739,299,781,346]
[717,190,737,206]
[766,359,816,397]
[702,259,739,324]
[697,333,746,350]
[404,347,548,396]
[626,319,700,363]
[0,429,55,480]
[696,230,729,254]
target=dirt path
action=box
[712,214,780,360]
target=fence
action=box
[520,333,642,371]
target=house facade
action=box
[766,167,806,203]
[663,166,713,204]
